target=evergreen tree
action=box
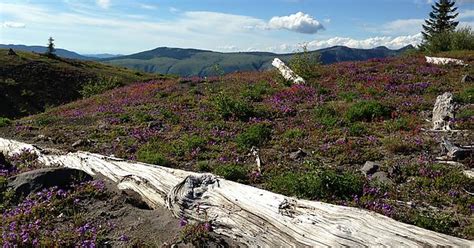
[422,0,459,41]
[46,37,56,56]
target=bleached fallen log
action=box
[426,56,467,66]
[272,58,305,84]
[0,138,472,247]
[440,138,473,160]
[432,92,455,131]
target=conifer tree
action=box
[422,0,459,41]
[46,37,56,56]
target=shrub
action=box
[385,117,410,132]
[0,117,11,127]
[288,45,322,79]
[422,27,474,53]
[195,161,213,172]
[412,212,458,235]
[136,141,171,167]
[267,168,364,200]
[382,136,420,154]
[450,27,474,51]
[236,123,272,149]
[213,93,254,121]
[80,76,123,98]
[348,122,368,136]
[162,109,180,124]
[35,115,59,126]
[282,128,305,140]
[345,101,390,122]
[456,86,474,104]
[214,164,248,182]
[173,135,207,156]
[339,92,359,102]
[241,81,272,102]
[133,112,154,123]
[314,105,339,127]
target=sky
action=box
[1,0,473,54]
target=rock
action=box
[272,58,305,84]
[360,161,379,176]
[370,172,394,186]
[8,167,92,196]
[7,48,17,56]
[289,149,307,160]
[461,74,474,83]
[432,92,455,130]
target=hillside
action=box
[0,49,168,118]
[1,51,473,240]
[0,44,94,60]
[102,46,413,76]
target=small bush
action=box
[314,105,339,127]
[288,45,322,79]
[0,117,11,127]
[267,168,364,200]
[385,117,410,132]
[456,86,474,104]
[133,112,154,123]
[236,123,272,149]
[348,122,367,136]
[450,27,474,51]
[162,109,180,124]
[195,161,213,172]
[422,27,474,53]
[282,128,305,140]
[345,101,390,122]
[35,115,59,126]
[173,135,207,156]
[80,76,123,98]
[136,141,171,166]
[412,212,458,235]
[241,81,272,102]
[213,93,254,121]
[382,136,420,154]
[339,92,359,102]
[214,164,248,182]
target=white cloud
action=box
[139,4,158,10]
[459,9,474,19]
[267,12,324,34]
[306,34,422,50]
[97,0,110,9]
[266,34,423,53]
[382,19,424,35]
[2,21,26,28]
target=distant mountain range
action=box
[1,44,414,77]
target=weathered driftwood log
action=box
[272,58,305,84]
[440,138,474,160]
[426,56,467,66]
[0,138,472,247]
[432,92,455,130]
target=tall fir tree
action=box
[422,0,459,41]
[46,37,56,56]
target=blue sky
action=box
[1,0,473,54]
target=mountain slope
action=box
[0,49,167,118]
[0,44,94,60]
[2,51,472,239]
[103,46,414,76]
